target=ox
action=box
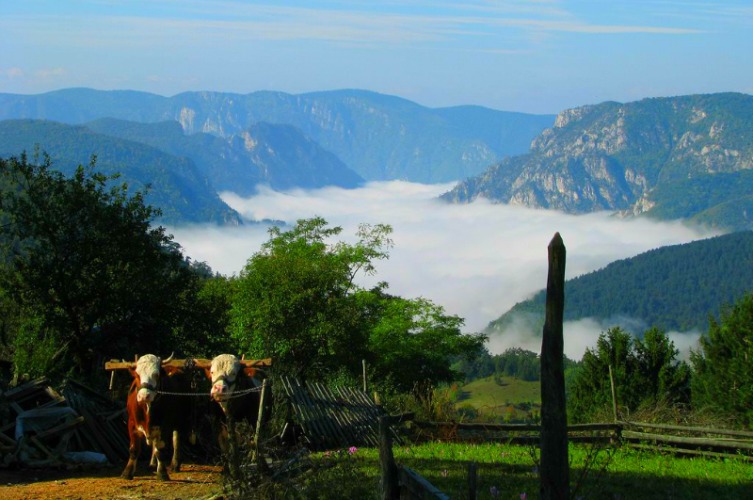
[204,354,267,451]
[121,353,192,481]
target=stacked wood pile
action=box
[0,378,84,467]
[278,375,400,451]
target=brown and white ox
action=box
[204,354,266,451]
[121,353,192,481]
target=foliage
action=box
[230,217,392,379]
[230,217,485,391]
[691,292,753,428]
[0,153,219,377]
[490,230,753,334]
[568,327,690,423]
[366,294,486,394]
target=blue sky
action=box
[2,0,752,113]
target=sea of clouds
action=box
[168,181,720,361]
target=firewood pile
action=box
[0,377,125,468]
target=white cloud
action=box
[167,181,720,358]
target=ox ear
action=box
[243,367,257,378]
[203,367,213,380]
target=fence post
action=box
[467,461,477,500]
[540,232,570,500]
[608,364,618,422]
[379,415,399,500]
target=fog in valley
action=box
[168,181,719,361]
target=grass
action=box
[327,442,753,499]
[457,376,541,421]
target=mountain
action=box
[0,119,242,226]
[84,118,363,195]
[0,88,555,183]
[489,231,753,335]
[442,93,753,231]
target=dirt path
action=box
[0,463,222,500]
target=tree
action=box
[567,326,689,423]
[366,293,486,394]
[230,217,393,379]
[691,293,753,428]
[0,153,206,376]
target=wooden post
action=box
[608,364,618,422]
[363,359,367,393]
[254,378,271,475]
[540,232,570,500]
[379,415,399,500]
[467,461,477,500]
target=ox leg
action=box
[150,426,171,481]
[120,429,141,480]
[149,442,158,468]
[170,429,181,472]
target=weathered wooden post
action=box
[379,415,399,499]
[540,232,569,500]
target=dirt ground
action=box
[0,463,223,500]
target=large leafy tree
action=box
[230,217,393,379]
[366,293,486,394]
[0,153,205,377]
[567,327,689,423]
[691,293,753,428]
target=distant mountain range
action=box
[0,88,554,184]
[442,92,753,231]
[489,231,753,336]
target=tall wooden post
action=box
[379,416,399,499]
[540,232,569,500]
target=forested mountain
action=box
[85,118,363,195]
[489,231,753,335]
[443,93,753,231]
[0,119,242,225]
[0,88,555,183]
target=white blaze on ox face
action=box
[135,354,161,406]
[210,354,241,402]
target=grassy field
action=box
[314,442,753,499]
[456,375,541,421]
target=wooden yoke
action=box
[105,358,273,371]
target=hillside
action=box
[0,88,555,183]
[442,92,753,231]
[85,118,364,195]
[0,119,242,225]
[488,231,753,335]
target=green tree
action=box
[634,327,690,406]
[568,327,637,423]
[230,217,393,379]
[366,293,486,394]
[691,293,753,428]
[0,153,205,376]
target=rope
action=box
[154,386,264,398]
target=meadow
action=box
[313,442,753,499]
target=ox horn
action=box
[161,352,175,364]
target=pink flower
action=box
[348,446,358,455]
[520,493,528,500]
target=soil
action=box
[0,463,223,500]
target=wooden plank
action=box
[623,430,753,451]
[77,406,121,464]
[1,378,48,399]
[622,421,753,439]
[399,466,449,500]
[628,442,753,461]
[104,357,272,371]
[35,416,85,441]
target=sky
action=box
[2,0,752,114]
[168,182,720,360]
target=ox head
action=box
[129,353,175,406]
[205,354,258,405]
